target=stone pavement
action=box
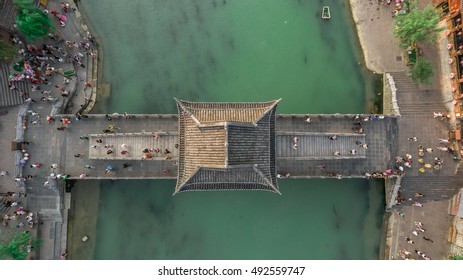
[0,0,97,259]
[350,0,462,260]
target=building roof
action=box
[174,99,280,194]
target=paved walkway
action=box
[0,0,97,259]
[350,0,462,260]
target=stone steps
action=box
[389,72,420,92]
[399,176,459,202]
[399,102,447,114]
[0,197,10,215]
[0,63,29,107]
[0,0,17,29]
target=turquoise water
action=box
[78,0,384,259]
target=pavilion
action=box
[174,98,281,194]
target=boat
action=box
[322,6,330,19]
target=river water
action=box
[76,0,384,259]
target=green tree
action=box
[13,0,54,41]
[0,231,40,260]
[450,255,463,260]
[409,57,434,85]
[0,39,17,63]
[393,4,444,49]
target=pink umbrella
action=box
[59,15,67,22]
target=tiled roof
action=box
[175,99,280,194]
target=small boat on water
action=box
[322,6,330,19]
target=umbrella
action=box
[106,165,113,170]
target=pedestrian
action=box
[438,138,450,144]
[96,139,103,143]
[426,148,433,153]
[361,144,368,149]
[30,163,41,168]
[349,149,356,155]
[91,145,98,149]
[79,173,88,179]
[437,147,448,152]
[423,237,433,243]
[120,150,128,155]
[292,137,298,143]
[105,114,112,121]
[80,135,89,140]
[106,149,113,155]
[51,163,58,169]
[74,153,83,158]
[408,137,418,141]
[121,144,128,149]
[334,151,341,156]
[0,170,8,176]
[305,117,311,123]
[405,237,414,244]
[292,143,298,150]
[412,202,423,207]
[329,135,338,140]
[123,163,131,168]
[84,165,95,169]
[163,169,169,174]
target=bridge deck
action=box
[22,113,397,188]
[88,132,178,160]
[276,132,366,159]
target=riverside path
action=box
[21,113,398,182]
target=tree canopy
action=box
[13,0,54,41]
[393,4,444,49]
[409,57,434,85]
[0,39,17,63]
[0,231,40,260]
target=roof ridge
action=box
[252,165,281,195]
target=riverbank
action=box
[349,0,407,74]
[349,0,456,260]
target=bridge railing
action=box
[385,73,401,116]
[14,102,31,192]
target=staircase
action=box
[389,71,420,92]
[0,197,10,215]
[399,176,460,203]
[0,63,29,107]
[0,0,16,29]
[398,102,449,115]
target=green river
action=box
[70,0,385,259]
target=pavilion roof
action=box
[174,99,280,194]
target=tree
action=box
[0,231,40,260]
[450,255,463,260]
[393,4,444,49]
[409,57,433,85]
[13,0,54,41]
[0,39,17,63]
